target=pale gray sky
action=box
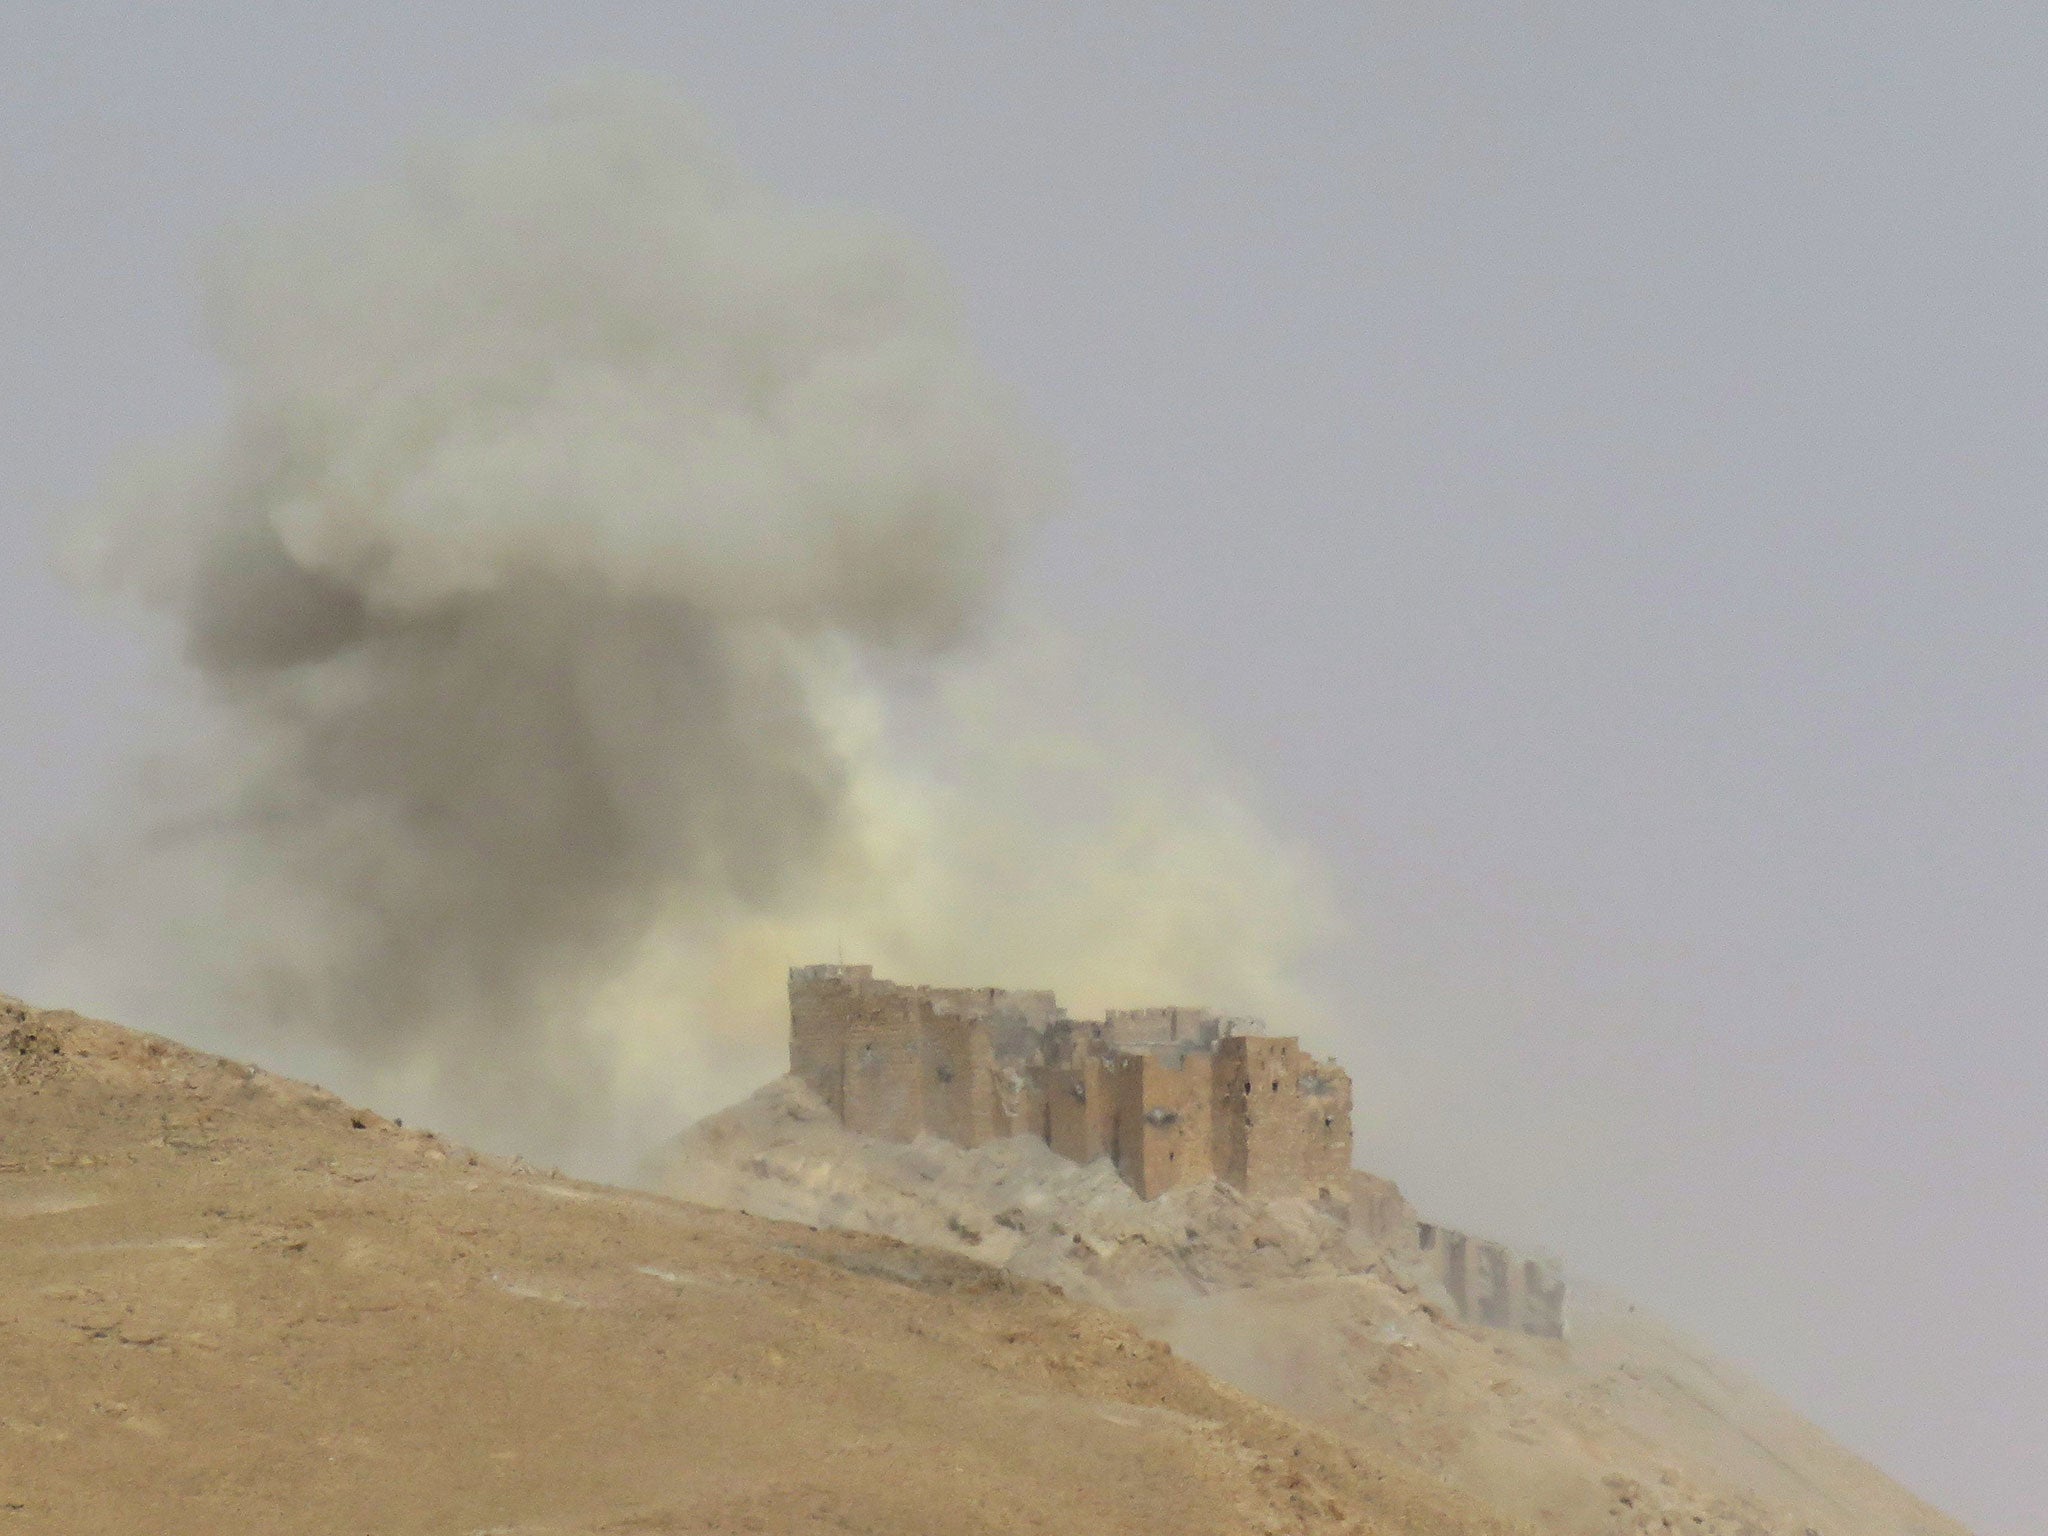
[2,6,2040,1532]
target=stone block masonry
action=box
[1417,1222,1567,1339]
[1111,1048,1215,1198]
[1044,1050,1116,1166]
[1213,1036,1353,1203]
[788,965,1351,1205]
[790,964,1049,1151]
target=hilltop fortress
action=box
[789,964,1355,1203]
[786,963,1565,1338]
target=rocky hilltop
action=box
[0,994,1516,1536]
[650,1074,1975,1536]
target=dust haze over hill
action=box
[38,79,1334,1171]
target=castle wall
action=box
[1102,1006,1221,1049]
[923,1013,998,1149]
[1302,1059,1354,1200]
[790,968,1045,1151]
[1417,1224,1567,1340]
[1045,1049,1116,1164]
[1348,1170,1420,1253]
[787,963,872,1116]
[926,987,1061,1061]
[1521,1255,1568,1340]
[989,1063,1046,1141]
[1111,1050,1215,1199]
[1212,1037,1353,1203]
[840,985,928,1142]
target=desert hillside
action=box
[651,1077,1976,1536]
[0,994,1524,1536]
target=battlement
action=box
[788,965,1351,1204]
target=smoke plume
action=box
[51,82,1333,1171]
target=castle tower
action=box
[1211,1035,1353,1204]
[1110,1048,1216,1198]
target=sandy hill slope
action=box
[0,995,1526,1536]
[650,1077,1976,1536]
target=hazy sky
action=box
[2,6,2041,1532]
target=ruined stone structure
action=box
[789,964,1353,1204]
[1417,1222,1568,1340]
[1347,1170,1422,1251]
[1344,1168,1568,1339]
[788,966,1053,1152]
[785,963,1568,1337]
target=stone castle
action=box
[787,962,1567,1338]
[788,964,1353,1203]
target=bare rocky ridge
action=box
[0,994,1520,1536]
[649,1077,1976,1536]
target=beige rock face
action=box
[0,995,1516,1536]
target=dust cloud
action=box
[46,80,1334,1172]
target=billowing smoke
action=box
[49,82,1333,1172]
